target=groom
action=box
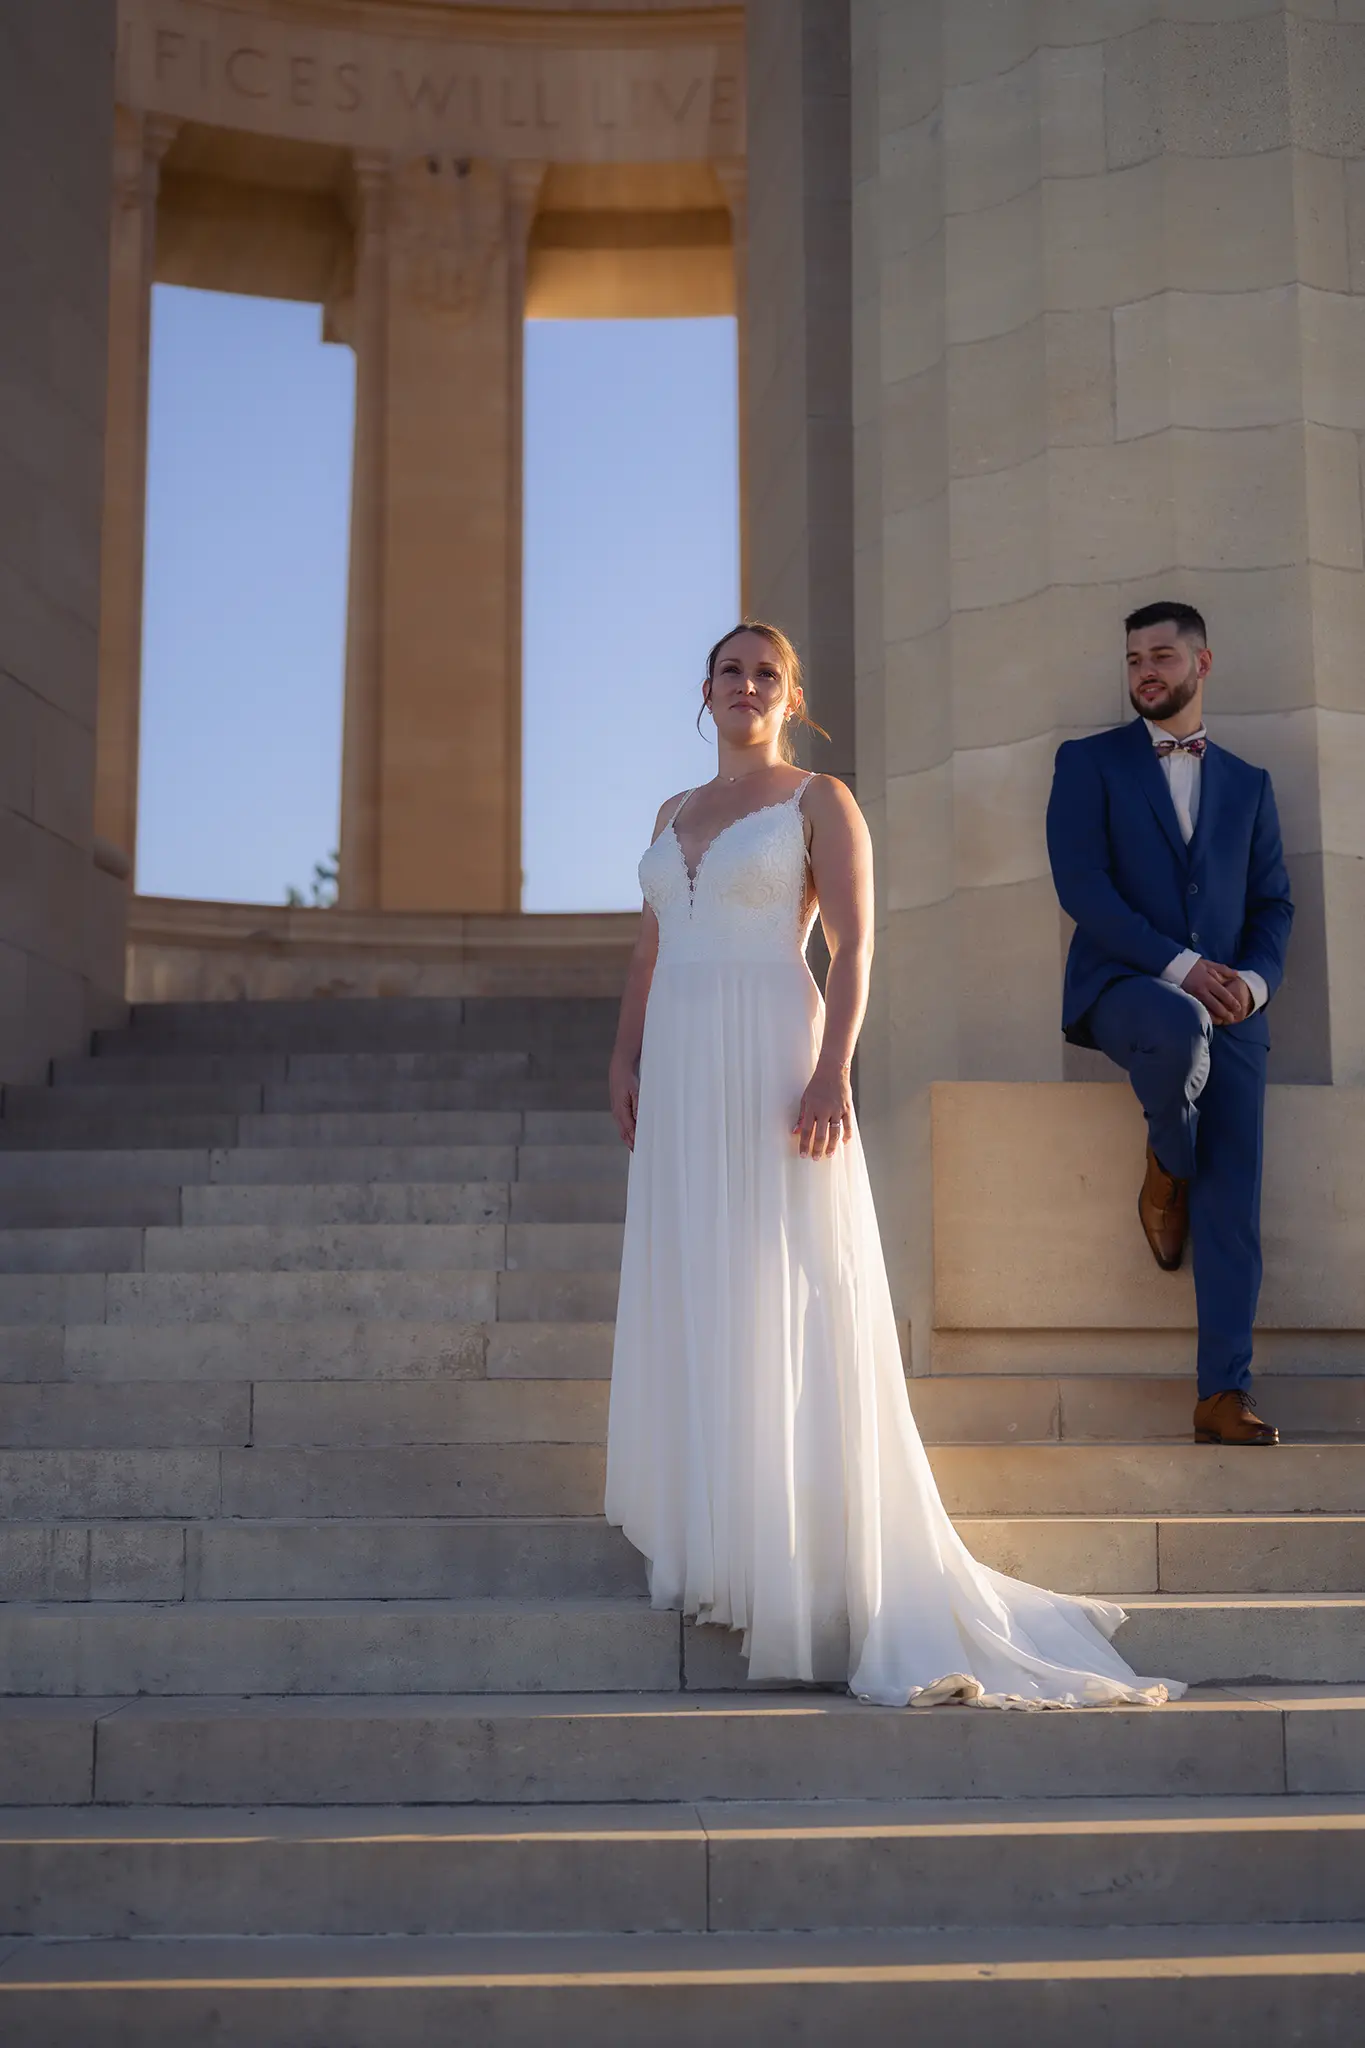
[1045,602,1294,1446]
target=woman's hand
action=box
[610,1056,640,1151]
[794,1061,853,1160]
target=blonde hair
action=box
[700,620,831,766]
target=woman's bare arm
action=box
[795,775,875,1160]
[608,796,679,1150]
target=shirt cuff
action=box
[1238,969,1269,1014]
[1161,949,1201,989]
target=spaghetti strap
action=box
[666,788,697,831]
[793,771,816,806]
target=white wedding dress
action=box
[605,779,1182,1708]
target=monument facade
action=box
[100,0,746,917]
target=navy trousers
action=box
[1087,976,1267,1399]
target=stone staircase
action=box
[0,995,1363,2042]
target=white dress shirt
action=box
[1150,723,1269,1014]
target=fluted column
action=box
[94,106,178,873]
[337,150,390,911]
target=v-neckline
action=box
[670,789,806,893]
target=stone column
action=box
[337,150,389,912]
[94,106,177,872]
[370,154,541,912]
[840,1,1365,1346]
[742,0,855,786]
[715,157,752,614]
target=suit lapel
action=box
[1186,738,1223,867]
[1125,716,1188,863]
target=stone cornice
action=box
[174,0,743,48]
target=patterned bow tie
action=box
[1153,733,1206,759]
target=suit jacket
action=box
[1045,717,1294,1049]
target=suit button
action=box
[1191,931,1201,944]
[1188,882,1199,895]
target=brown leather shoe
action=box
[1193,1391,1280,1446]
[1139,1146,1188,1270]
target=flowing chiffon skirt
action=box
[605,953,1182,1709]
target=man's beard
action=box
[1130,664,1199,723]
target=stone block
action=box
[103,1270,501,1326]
[883,495,951,643]
[61,1320,489,1383]
[1043,309,1115,446]
[952,731,1054,892]
[943,0,1039,89]
[1115,288,1301,438]
[1283,1690,1365,1791]
[0,1382,249,1450]
[505,1223,624,1273]
[496,1271,620,1322]
[929,1083,1365,1332]
[1307,427,1365,570]
[1290,15,1365,157]
[194,1518,644,1603]
[1159,1518,1365,1596]
[0,1805,707,1939]
[250,1379,607,1450]
[879,231,945,387]
[0,1449,220,1519]
[1301,287,1365,431]
[219,1444,606,1519]
[1049,437,1171,584]
[950,454,1049,610]
[944,58,1040,216]
[1117,1595,1365,1686]
[952,878,1065,1081]
[0,1599,683,1699]
[1105,16,1291,167]
[948,320,1046,478]
[0,1226,144,1274]
[954,1514,1159,1595]
[882,361,949,512]
[1173,423,1307,569]
[237,1110,524,1149]
[89,1523,186,1600]
[884,763,952,914]
[0,1699,98,1802]
[946,188,1043,345]
[1164,150,1298,293]
[702,1794,1365,1932]
[142,1221,507,1275]
[1294,149,1349,293]
[486,1322,614,1379]
[1040,43,1105,177]
[1044,159,1163,310]
[1319,708,1365,861]
[928,1442,1365,1516]
[181,1181,510,1226]
[0,1273,105,1324]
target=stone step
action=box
[4,1924,1365,2044]
[0,1518,647,1603]
[4,1440,1364,1520]
[2,1592,1363,1697]
[0,1109,619,1152]
[0,1220,624,1275]
[4,1794,1365,1941]
[0,1444,606,1519]
[0,1187,184,1229]
[910,1375,1365,1441]
[56,1049,607,1086]
[7,1687,1361,1807]
[10,1077,610,1117]
[0,1320,614,1383]
[0,1145,629,1191]
[0,1377,609,1448]
[98,996,621,1054]
[0,1598,681,1696]
[3,1512,1361,1605]
[178,1180,627,1225]
[0,1267,619,1324]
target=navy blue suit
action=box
[1046,717,1294,1396]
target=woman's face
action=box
[706,631,799,748]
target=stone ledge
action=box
[927,1081,1362,1372]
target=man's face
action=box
[1126,623,1207,723]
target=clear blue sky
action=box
[138,286,738,910]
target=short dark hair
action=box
[1124,600,1207,646]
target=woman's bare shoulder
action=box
[801,773,862,822]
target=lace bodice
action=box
[638,781,815,965]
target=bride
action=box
[604,620,1181,1709]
